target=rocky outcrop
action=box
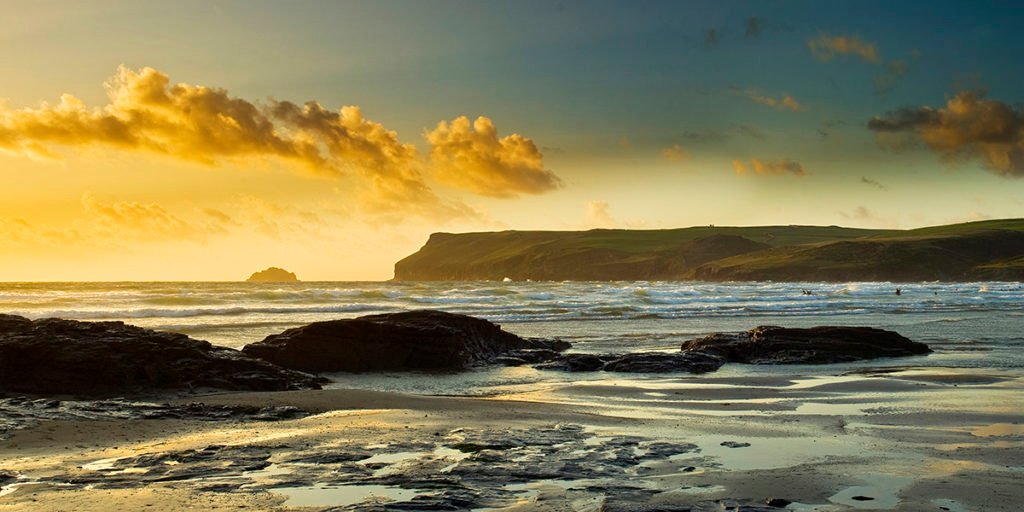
[246,267,299,282]
[534,325,928,373]
[0,315,321,397]
[680,325,931,364]
[535,351,725,373]
[242,310,570,373]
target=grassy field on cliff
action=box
[394,219,1024,282]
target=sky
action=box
[1,0,1023,281]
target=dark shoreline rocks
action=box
[535,351,725,374]
[0,310,932,397]
[680,325,932,365]
[241,310,570,373]
[532,325,929,374]
[0,314,321,397]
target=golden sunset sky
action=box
[2,1,1023,280]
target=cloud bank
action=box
[868,91,1024,177]
[0,66,561,220]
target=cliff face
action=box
[394,220,1024,282]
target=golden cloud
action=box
[0,66,557,222]
[732,158,807,177]
[660,144,689,162]
[426,116,562,198]
[868,91,1024,177]
[81,193,199,240]
[808,34,880,63]
[586,200,616,228]
[742,90,806,112]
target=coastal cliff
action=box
[394,219,1024,282]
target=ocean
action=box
[2,281,1022,379]
[3,281,1023,510]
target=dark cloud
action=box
[733,124,767,140]
[745,17,760,39]
[860,177,887,190]
[704,28,718,47]
[817,119,846,138]
[867,91,1024,177]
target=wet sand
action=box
[1,367,1022,511]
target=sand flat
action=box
[1,368,1021,511]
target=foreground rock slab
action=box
[0,314,321,397]
[242,310,569,372]
[681,325,932,364]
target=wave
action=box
[17,303,389,320]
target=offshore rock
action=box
[246,266,299,282]
[242,310,570,373]
[0,314,321,397]
[681,325,931,364]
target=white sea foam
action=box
[1,281,1022,363]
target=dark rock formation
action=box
[536,351,724,374]
[0,314,321,397]
[681,325,931,364]
[241,310,570,373]
[246,267,299,282]
[602,351,724,373]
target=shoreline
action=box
[2,365,1021,511]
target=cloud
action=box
[704,28,718,47]
[0,67,325,168]
[81,193,199,240]
[873,59,908,95]
[840,206,877,221]
[426,115,562,198]
[660,144,689,162]
[740,90,806,112]
[202,207,237,225]
[745,17,760,39]
[808,34,880,63]
[817,119,846,139]
[860,177,887,190]
[867,91,1024,177]
[733,124,767,140]
[732,158,807,177]
[681,129,727,143]
[0,66,553,221]
[586,200,616,228]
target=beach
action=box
[1,281,1022,510]
[2,366,1022,510]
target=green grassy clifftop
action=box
[393,219,1024,282]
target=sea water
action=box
[1,281,1021,380]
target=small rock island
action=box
[246,267,299,282]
